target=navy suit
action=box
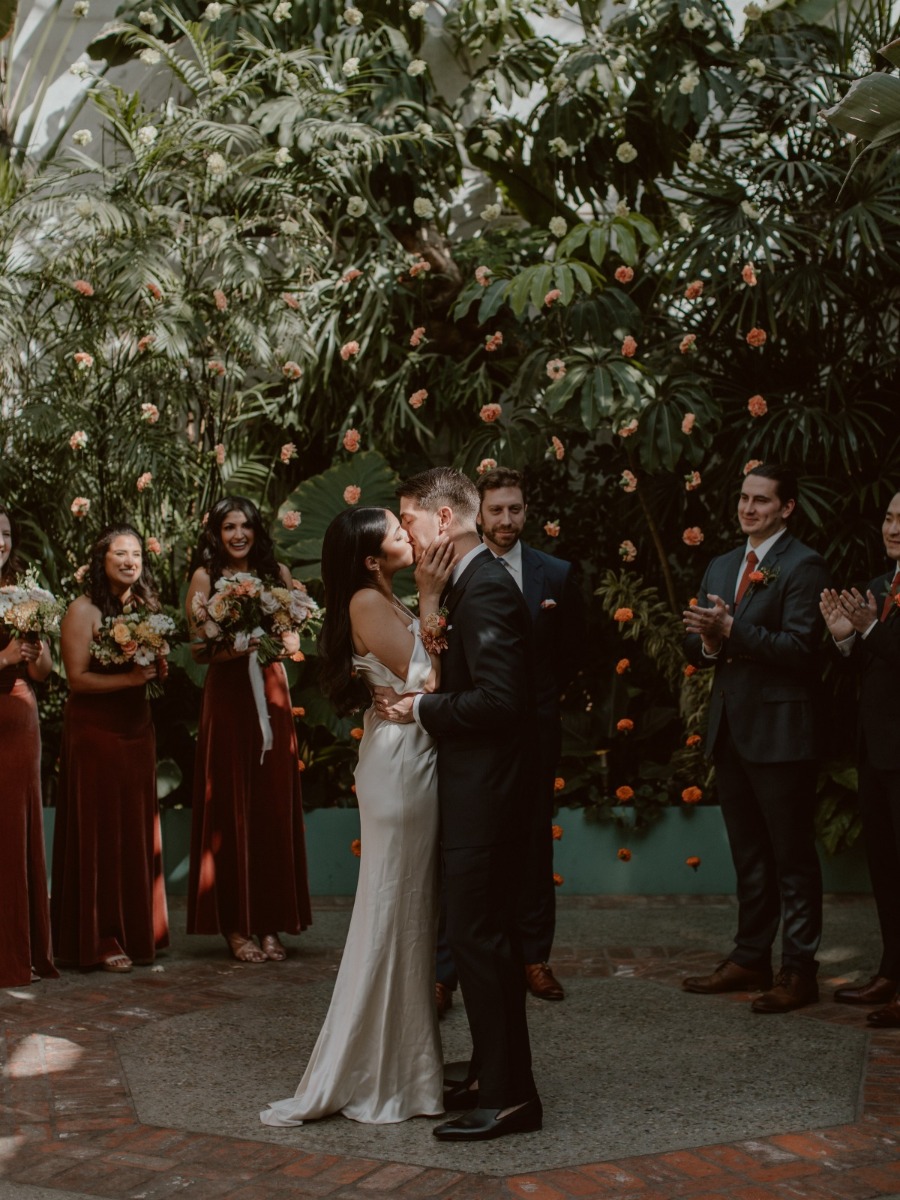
[842,571,900,978]
[685,531,830,973]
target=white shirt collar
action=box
[491,539,522,575]
[451,542,487,586]
[743,526,788,567]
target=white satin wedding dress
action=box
[260,623,443,1125]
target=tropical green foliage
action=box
[1,0,898,842]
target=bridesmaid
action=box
[51,525,169,972]
[0,505,58,988]
[185,496,311,963]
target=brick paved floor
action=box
[2,896,899,1200]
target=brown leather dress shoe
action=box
[834,975,898,1006]
[751,968,818,1014]
[682,959,773,994]
[866,995,900,1028]
[435,982,454,1018]
[525,962,565,1001]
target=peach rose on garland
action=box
[408,388,428,409]
[618,418,639,437]
[476,458,497,475]
[146,281,162,300]
[747,394,767,417]
[350,838,362,858]
[679,333,697,354]
[613,607,634,623]
[480,403,502,423]
[474,265,492,287]
[141,402,160,423]
[621,335,637,357]
[484,331,503,352]
[681,412,696,434]
[341,267,362,283]
[553,778,565,794]
[280,442,297,464]
[544,288,562,306]
[685,733,702,748]
[343,485,362,505]
[617,847,632,861]
[73,279,94,296]
[409,258,430,278]
[281,510,301,530]
[340,340,360,361]
[410,326,426,347]
[292,706,306,718]
[746,326,767,347]
[546,358,566,381]
[282,361,302,380]
[684,664,697,677]
[146,537,162,555]
[70,497,91,518]
[617,718,634,733]
[686,856,701,871]
[136,472,152,492]
[282,292,300,309]
[551,823,563,840]
[74,351,93,371]
[137,334,155,353]
[619,540,637,562]
[615,265,634,284]
[743,458,764,475]
[69,430,87,451]
[682,526,704,546]
[742,262,757,286]
[350,727,364,741]
[685,471,701,492]
[550,436,565,461]
[681,786,703,804]
[213,288,227,311]
[615,785,634,802]
[544,520,560,538]
[684,280,704,300]
[553,873,564,887]
[620,470,637,493]
[615,658,630,674]
[207,359,225,376]
[343,428,360,452]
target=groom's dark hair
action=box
[397,467,479,525]
[744,463,798,508]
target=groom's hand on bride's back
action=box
[373,685,416,724]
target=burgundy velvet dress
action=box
[187,656,311,937]
[0,640,57,988]
[51,665,169,967]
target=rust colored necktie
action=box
[734,550,759,608]
[881,571,900,622]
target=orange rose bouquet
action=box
[90,607,177,698]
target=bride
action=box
[260,506,455,1125]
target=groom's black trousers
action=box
[442,839,536,1109]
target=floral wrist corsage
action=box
[420,607,449,655]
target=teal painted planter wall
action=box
[42,805,869,898]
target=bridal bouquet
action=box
[0,571,64,639]
[90,607,177,698]
[191,572,319,666]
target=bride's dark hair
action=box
[85,525,161,618]
[318,507,389,716]
[197,495,281,588]
[0,505,24,584]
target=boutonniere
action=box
[420,606,450,655]
[748,565,780,588]
[540,598,557,610]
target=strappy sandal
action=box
[101,954,133,973]
[261,934,286,962]
[226,933,267,964]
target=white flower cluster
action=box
[346,196,367,216]
[273,0,292,21]
[72,128,93,145]
[549,216,567,237]
[344,6,363,23]
[413,196,435,219]
[344,57,361,77]
[616,141,637,163]
[688,140,706,163]
[481,203,502,221]
[207,151,227,176]
[407,59,427,76]
[548,136,573,157]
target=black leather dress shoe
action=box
[442,1080,479,1111]
[433,1097,543,1141]
[834,975,898,1006]
[866,996,900,1028]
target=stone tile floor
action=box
[2,895,900,1200]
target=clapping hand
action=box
[820,587,876,639]
[682,594,732,653]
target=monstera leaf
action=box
[823,41,900,155]
[274,451,401,579]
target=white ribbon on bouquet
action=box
[236,627,273,762]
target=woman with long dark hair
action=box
[261,506,453,1126]
[0,505,57,987]
[185,496,311,963]
[51,524,169,972]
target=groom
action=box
[374,466,542,1141]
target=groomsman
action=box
[820,491,900,1027]
[435,468,583,1011]
[682,465,830,1013]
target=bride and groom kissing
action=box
[260,466,542,1141]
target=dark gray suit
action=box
[685,531,830,973]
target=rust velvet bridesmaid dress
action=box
[186,656,311,940]
[0,636,57,988]
[51,664,169,968]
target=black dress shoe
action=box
[442,1080,479,1111]
[834,975,898,1006]
[866,996,900,1028]
[433,1097,543,1141]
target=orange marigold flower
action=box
[410,326,426,347]
[684,664,697,677]
[484,331,503,352]
[550,435,565,460]
[283,361,303,380]
[617,847,632,862]
[621,335,638,357]
[615,658,630,674]
[743,458,764,475]
[350,727,364,741]
[137,334,155,353]
[480,403,502,423]
[553,777,565,793]
[551,823,563,840]
[747,394,767,417]
[742,262,757,287]
[544,520,560,538]
[340,340,360,360]
[350,838,362,858]
[681,412,696,434]
[146,281,162,300]
[343,485,362,505]
[685,733,702,747]
[684,280,704,300]
[615,785,634,802]
[343,428,360,452]
[682,526,704,546]
[73,279,94,296]
[291,706,306,717]
[476,457,497,475]
[620,470,637,493]
[544,288,562,306]
[679,333,697,354]
[619,540,637,563]
[681,786,703,804]
[617,718,634,733]
[746,326,767,347]
[296,758,306,771]
[686,855,701,871]
[689,597,698,606]
[613,607,634,623]
[615,265,634,284]
[408,388,428,409]
[685,471,701,492]
[553,872,564,886]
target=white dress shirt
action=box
[492,539,524,594]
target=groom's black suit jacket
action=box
[849,571,900,771]
[418,547,534,850]
[685,531,829,762]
